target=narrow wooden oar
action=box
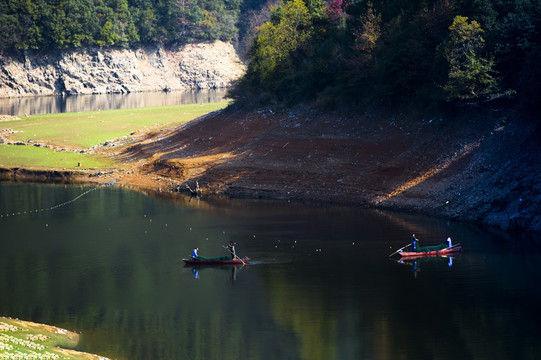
[222,245,246,265]
[388,243,411,257]
[234,254,246,265]
[443,243,461,251]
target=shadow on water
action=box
[1,183,541,360]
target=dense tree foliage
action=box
[441,15,498,101]
[249,0,315,82]
[0,0,250,50]
[1,0,540,112]
[232,0,541,111]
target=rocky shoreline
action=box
[1,41,539,236]
[0,41,245,98]
[4,107,537,236]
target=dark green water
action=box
[1,183,540,360]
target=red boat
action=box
[398,244,462,258]
[183,256,250,265]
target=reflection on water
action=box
[1,183,541,360]
[0,89,228,116]
[187,265,242,282]
[394,255,455,278]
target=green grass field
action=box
[0,102,228,169]
[0,145,114,169]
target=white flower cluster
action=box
[0,323,18,332]
[0,342,14,351]
[0,334,45,351]
[0,350,61,360]
[0,331,68,360]
[25,334,48,342]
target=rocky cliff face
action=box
[0,41,246,98]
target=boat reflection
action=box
[394,255,455,277]
[185,263,245,281]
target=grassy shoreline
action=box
[0,317,108,360]
[0,145,114,169]
[0,102,228,170]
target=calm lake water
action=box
[1,182,540,360]
[0,90,228,116]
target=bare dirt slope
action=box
[92,107,540,233]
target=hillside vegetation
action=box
[3,0,539,113]
[0,0,267,51]
[231,0,541,113]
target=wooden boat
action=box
[183,256,250,265]
[399,244,462,258]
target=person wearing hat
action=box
[411,234,419,252]
[226,241,236,259]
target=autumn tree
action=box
[248,0,315,82]
[441,15,499,101]
[349,2,381,80]
[238,0,279,58]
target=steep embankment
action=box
[1,41,538,233]
[93,106,540,234]
[0,41,245,97]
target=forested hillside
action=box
[0,0,268,51]
[232,0,541,113]
[2,0,540,113]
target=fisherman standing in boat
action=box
[191,247,199,260]
[446,237,452,247]
[226,241,236,259]
[411,234,419,252]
